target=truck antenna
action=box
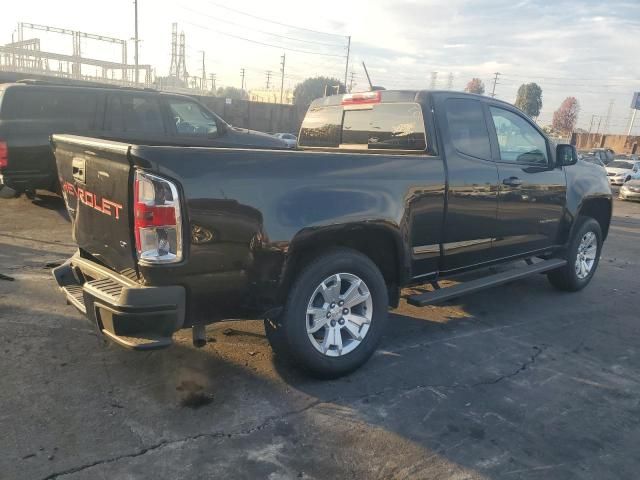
[362,62,374,91]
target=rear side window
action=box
[444,98,491,160]
[298,106,342,147]
[2,88,97,128]
[105,95,164,134]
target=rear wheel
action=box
[547,216,602,292]
[265,248,388,378]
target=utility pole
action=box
[240,67,246,91]
[265,70,272,89]
[201,51,206,90]
[349,71,355,93]
[628,109,638,136]
[429,72,438,90]
[134,0,139,84]
[362,62,373,90]
[209,73,216,92]
[343,35,351,92]
[603,99,614,134]
[490,72,501,97]
[279,53,286,104]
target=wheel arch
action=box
[576,197,612,241]
[277,223,408,308]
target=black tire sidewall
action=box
[282,249,388,377]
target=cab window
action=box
[341,103,426,151]
[167,100,218,137]
[489,107,548,166]
[298,106,342,147]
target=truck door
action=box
[436,95,500,272]
[486,105,567,258]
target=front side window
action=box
[168,101,218,136]
[341,103,426,151]
[490,107,548,165]
[444,98,491,160]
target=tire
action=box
[547,216,602,292]
[265,248,389,378]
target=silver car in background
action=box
[619,179,640,201]
[273,133,298,149]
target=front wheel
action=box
[547,216,602,292]
[266,248,389,378]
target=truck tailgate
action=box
[52,135,138,274]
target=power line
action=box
[200,0,347,39]
[178,19,347,58]
[177,5,345,48]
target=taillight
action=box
[341,91,381,106]
[134,171,183,264]
[0,141,8,168]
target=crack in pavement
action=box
[40,399,325,480]
[41,345,547,479]
[472,344,547,387]
[348,345,549,403]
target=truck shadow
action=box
[30,191,70,222]
[4,270,631,478]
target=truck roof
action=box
[310,89,515,109]
[0,80,195,101]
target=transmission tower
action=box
[265,70,272,89]
[447,72,454,90]
[169,23,178,79]
[349,71,356,92]
[430,72,438,90]
[177,30,188,81]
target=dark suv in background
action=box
[0,81,286,197]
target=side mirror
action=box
[556,144,578,167]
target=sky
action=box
[2,0,640,133]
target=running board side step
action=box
[407,258,567,307]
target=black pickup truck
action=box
[52,90,612,377]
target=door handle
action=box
[502,176,523,187]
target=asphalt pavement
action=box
[1,189,639,480]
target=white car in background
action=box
[273,133,298,149]
[605,157,640,185]
[619,179,640,202]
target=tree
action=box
[464,78,485,95]
[216,86,248,100]
[514,83,543,118]
[552,97,580,135]
[293,76,346,107]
